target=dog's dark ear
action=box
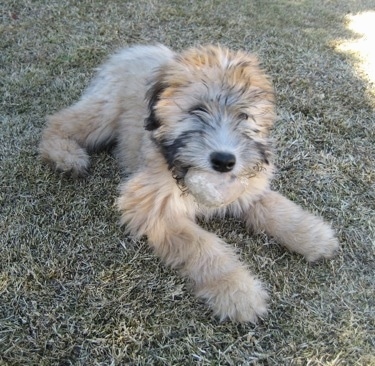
[144,79,168,131]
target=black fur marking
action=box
[144,79,169,131]
[153,130,202,184]
[254,141,271,165]
[158,130,201,169]
[158,136,187,170]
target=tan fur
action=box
[39,44,339,323]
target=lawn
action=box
[1,0,374,365]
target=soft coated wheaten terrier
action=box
[39,44,339,323]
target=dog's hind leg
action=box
[39,96,120,176]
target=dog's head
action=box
[145,45,275,207]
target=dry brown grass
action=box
[1,0,374,365]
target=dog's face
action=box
[145,46,275,207]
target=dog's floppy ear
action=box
[144,78,169,131]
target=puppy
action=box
[39,44,339,322]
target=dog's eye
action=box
[189,105,208,116]
[238,113,249,120]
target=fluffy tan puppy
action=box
[39,44,339,323]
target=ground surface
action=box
[1,1,374,365]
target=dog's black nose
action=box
[210,151,236,172]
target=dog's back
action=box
[39,45,175,175]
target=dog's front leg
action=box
[117,175,268,323]
[147,219,269,323]
[244,191,339,262]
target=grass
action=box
[1,0,374,365]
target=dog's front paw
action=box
[304,236,340,262]
[302,220,340,262]
[196,268,269,323]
